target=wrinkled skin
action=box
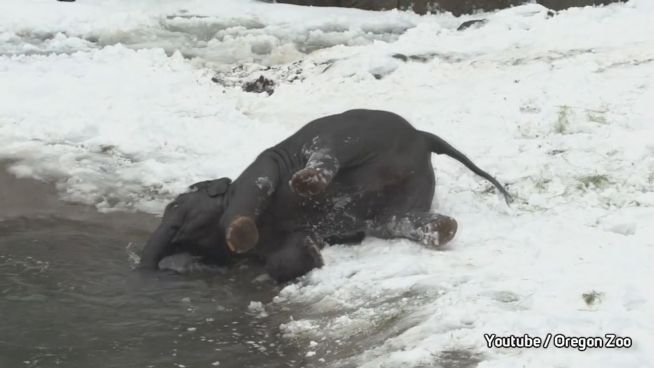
[139,179,234,269]
[140,109,512,282]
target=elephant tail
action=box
[420,131,513,205]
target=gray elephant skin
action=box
[140,109,511,282]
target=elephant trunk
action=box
[139,222,178,269]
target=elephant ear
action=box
[189,177,232,197]
[206,177,232,197]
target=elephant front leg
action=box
[222,157,280,254]
[225,215,259,254]
[265,232,325,283]
[368,212,458,248]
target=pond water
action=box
[0,166,306,368]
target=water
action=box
[0,166,303,368]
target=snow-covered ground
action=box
[1,0,653,366]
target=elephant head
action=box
[139,178,233,269]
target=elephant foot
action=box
[421,216,458,247]
[289,168,329,197]
[368,212,458,248]
[226,216,259,253]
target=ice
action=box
[0,0,417,66]
[247,301,269,318]
[1,0,654,366]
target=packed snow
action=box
[1,0,653,367]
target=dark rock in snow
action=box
[391,53,441,63]
[391,53,409,62]
[457,19,489,31]
[242,75,275,95]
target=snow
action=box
[247,301,269,318]
[1,0,653,366]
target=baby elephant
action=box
[140,109,512,282]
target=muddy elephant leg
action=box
[368,212,458,248]
[265,232,325,283]
[221,156,280,254]
[290,147,340,197]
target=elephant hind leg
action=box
[265,232,325,283]
[324,231,366,245]
[368,212,458,248]
[290,148,340,197]
[289,167,332,197]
